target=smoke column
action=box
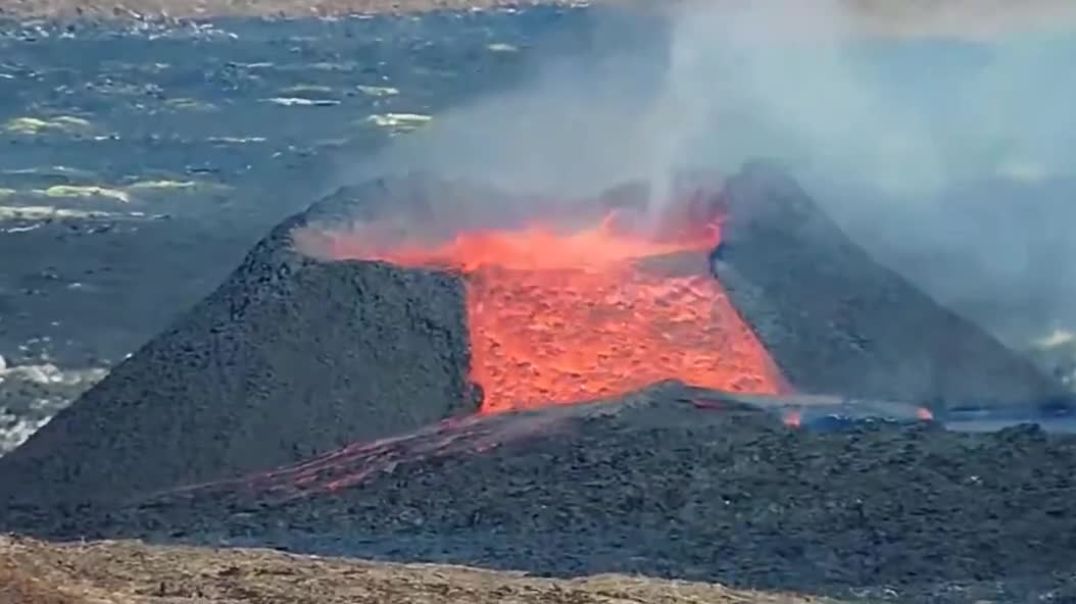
[346,0,1076,360]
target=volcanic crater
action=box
[295,180,787,414]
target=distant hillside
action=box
[4,0,1076,39]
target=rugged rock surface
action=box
[0,181,478,505]
[712,161,1068,409]
[3,381,1076,601]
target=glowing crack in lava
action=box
[306,213,786,413]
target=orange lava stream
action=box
[321,216,786,413]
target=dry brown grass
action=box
[0,557,92,604]
[0,534,843,604]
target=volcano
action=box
[0,163,1065,505]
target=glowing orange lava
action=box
[311,213,786,413]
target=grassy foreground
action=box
[0,535,839,604]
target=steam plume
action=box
[345,0,1076,354]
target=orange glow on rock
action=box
[783,410,803,429]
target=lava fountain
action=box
[297,207,787,413]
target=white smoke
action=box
[346,0,1076,351]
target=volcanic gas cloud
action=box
[300,208,786,413]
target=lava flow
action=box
[306,211,786,413]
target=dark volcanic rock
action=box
[4,167,1075,599]
[4,382,1076,601]
[0,180,477,505]
[712,161,1068,409]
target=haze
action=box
[350,0,1076,350]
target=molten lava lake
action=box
[307,215,787,413]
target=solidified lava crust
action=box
[4,382,1076,602]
